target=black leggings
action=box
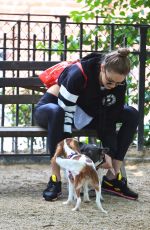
[34,93,65,156]
[87,105,139,161]
[34,93,139,160]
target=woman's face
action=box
[100,64,126,89]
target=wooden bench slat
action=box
[0,127,47,137]
[0,126,97,137]
[0,77,43,87]
[0,61,59,70]
[0,78,46,92]
[0,95,42,104]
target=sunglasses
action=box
[104,70,125,86]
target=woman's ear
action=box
[70,139,81,153]
[101,64,105,73]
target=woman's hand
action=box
[101,153,112,169]
[47,84,60,97]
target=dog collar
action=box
[67,152,78,159]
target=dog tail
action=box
[56,157,85,175]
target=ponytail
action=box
[102,48,130,75]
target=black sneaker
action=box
[101,173,138,200]
[43,175,62,201]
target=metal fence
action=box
[0,13,149,155]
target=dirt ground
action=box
[0,154,150,230]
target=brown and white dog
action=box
[53,138,107,213]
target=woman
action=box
[34,48,139,201]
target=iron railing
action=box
[0,13,149,154]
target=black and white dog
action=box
[53,138,107,213]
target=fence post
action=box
[110,24,114,50]
[0,33,6,153]
[137,26,148,151]
[60,16,67,61]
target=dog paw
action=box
[83,198,90,203]
[98,206,107,214]
[72,207,79,211]
[96,202,107,214]
[102,209,108,214]
[63,200,72,205]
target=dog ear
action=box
[70,139,81,153]
[54,140,65,157]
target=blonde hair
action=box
[103,48,130,75]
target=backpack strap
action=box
[75,62,87,88]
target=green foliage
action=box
[144,122,150,146]
[8,104,32,126]
[36,41,64,55]
[37,36,79,54]
[70,0,150,24]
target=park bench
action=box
[0,60,126,176]
[0,61,97,138]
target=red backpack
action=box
[39,60,87,88]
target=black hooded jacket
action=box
[57,53,126,135]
